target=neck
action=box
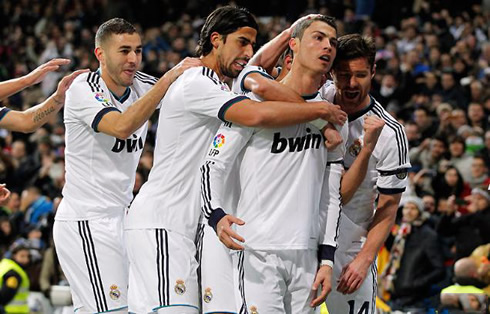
[336,94,371,115]
[100,68,126,97]
[281,65,322,96]
[201,54,225,81]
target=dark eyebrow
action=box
[238,36,255,46]
[118,45,143,50]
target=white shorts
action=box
[53,216,128,313]
[325,213,377,314]
[197,223,236,314]
[125,228,199,314]
[232,249,318,314]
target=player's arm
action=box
[249,14,319,73]
[0,58,70,101]
[340,116,385,204]
[97,57,201,139]
[0,271,22,305]
[337,192,401,294]
[0,69,88,133]
[224,98,346,128]
[200,123,253,250]
[243,72,304,103]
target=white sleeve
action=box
[200,121,254,230]
[184,67,248,121]
[376,125,411,195]
[318,162,343,262]
[231,65,273,95]
[327,122,348,162]
[64,73,120,132]
[319,80,336,102]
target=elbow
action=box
[112,125,132,140]
[241,113,265,128]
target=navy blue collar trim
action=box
[348,96,375,122]
[111,88,131,103]
[302,92,319,100]
[97,68,131,103]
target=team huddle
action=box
[50,5,410,314]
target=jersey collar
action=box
[348,95,375,122]
[95,68,132,103]
[302,92,319,100]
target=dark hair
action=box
[291,15,337,40]
[333,34,376,70]
[196,6,258,56]
[95,18,137,47]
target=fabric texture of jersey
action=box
[201,72,348,252]
[125,67,247,241]
[58,70,158,220]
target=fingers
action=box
[310,279,330,307]
[45,58,71,67]
[218,226,244,250]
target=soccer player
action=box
[0,59,87,204]
[124,6,347,314]
[201,15,384,313]
[53,18,201,313]
[324,34,411,314]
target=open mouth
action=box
[344,90,360,99]
[234,60,247,70]
[319,55,331,63]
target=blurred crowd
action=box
[0,0,488,312]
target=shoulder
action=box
[133,71,159,87]
[70,71,103,93]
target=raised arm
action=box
[249,14,320,73]
[0,58,71,101]
[341,116,385,204]
[0,69,88,133]
[97,57,201,139]
[244,72,304,103]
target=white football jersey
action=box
[57,71,159,220]
[322,83,411,230]
[125,67,248,241]
[201,70,348,252]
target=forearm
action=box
[251,79,304,103]
[22,95,64,132]
[115,76,172,138]
[357,195,400,263]
[249,29,291,73]
[230,100,329,128]
[341,148,372,204]
[0,76,31,101]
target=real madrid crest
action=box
[175,279,186,295]
[203,287,213,303]
[396,170,408,179]
[109,284,121,300]
[348,138,362,157]
[250,305,259,314]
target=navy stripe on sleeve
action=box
[91,107,121,132]
[0,108,11,122]
[218,96,248,122]
[377,187,406,195]
[240,70,274,93]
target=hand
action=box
[53,69,90,105]
[216,214,245,250]
[25,58,71,86]
[0,184,11,207]
[321,103,347,126]
[362,116,385,153]
[310,265,332,307]
[164,57,203,83]
[336,255,371,294]
[323,124,342,151]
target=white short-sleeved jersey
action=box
[125,67,247,241]
[321,83,411,230]
[57,71,159,221]
[201,86,348,252]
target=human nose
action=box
[127,51,137,63]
